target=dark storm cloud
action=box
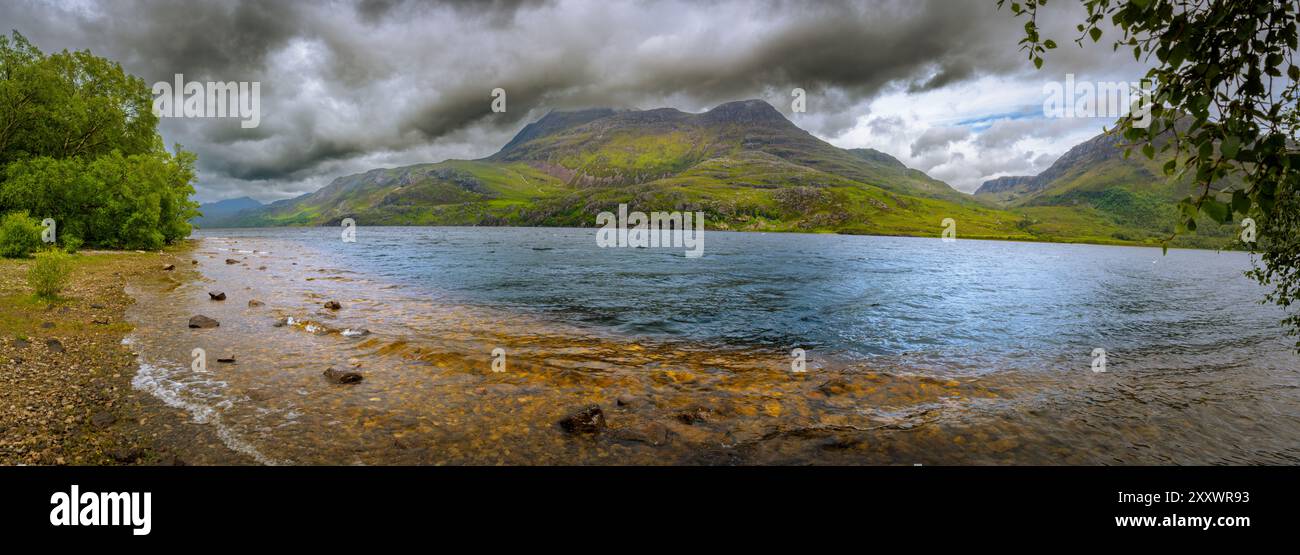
[2,0,1139,202]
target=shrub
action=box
[0,211,43,258]
[62,235,83,253]
[27,248,72,299]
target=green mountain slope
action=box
[215,99,1031,239]
[974,130,1242,247]
[210,99,1241,250]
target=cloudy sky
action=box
[2,0,1150,202]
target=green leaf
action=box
[1202,198,1230,224]
[1142,143,1155,159]
[1043,39,1057,49]
[1089,27,1102,42]
[1231,190,1251,214]
[1221,135,1241,159]
[1197,140,1213,161]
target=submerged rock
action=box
[612,422,670,446]
[188,315,220,328]
[341,328,370,338]
[559,405,607,434]
[45,339,64,353]
[817,378,851,396]
[225,258,239,264]
[90,410,116,429]
[673,407,713,425]
[108,447,143,464]
[616,395,646,408]
[216,356,236,363]
[323,367,363,384]
[162,264,175,271]
[323,300,342,310]
[208,291,226,301]
[248,299,264,307]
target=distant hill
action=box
[192,196,262,228]
[974,129,1241,247]
[203,99,1241,249]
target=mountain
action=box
[974,129,1241,247]
[205,99,1239,249]
[192,196,262,227]
[208,99,1026,239]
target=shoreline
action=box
[194,223,1251,254]
[0,242,252,465]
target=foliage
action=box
[27,248,72,299]
[1000,0,1300,345]
[0,31,198,250]
[61,234,82,253]
[0,211,42,258]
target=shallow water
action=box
[124,227,1300,464]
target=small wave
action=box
[130,360,284,466]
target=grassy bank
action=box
[0,244,250,465]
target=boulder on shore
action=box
[323,367,363,384]
[188,315,220,328]
[162,264,175,271]
[559,405,607,434]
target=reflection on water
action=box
[123,228,1300,464]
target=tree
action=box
[0,31,197,249]
[1000,0,1300,347]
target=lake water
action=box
[124,227,1300,464]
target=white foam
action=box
[130,360,285,466]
